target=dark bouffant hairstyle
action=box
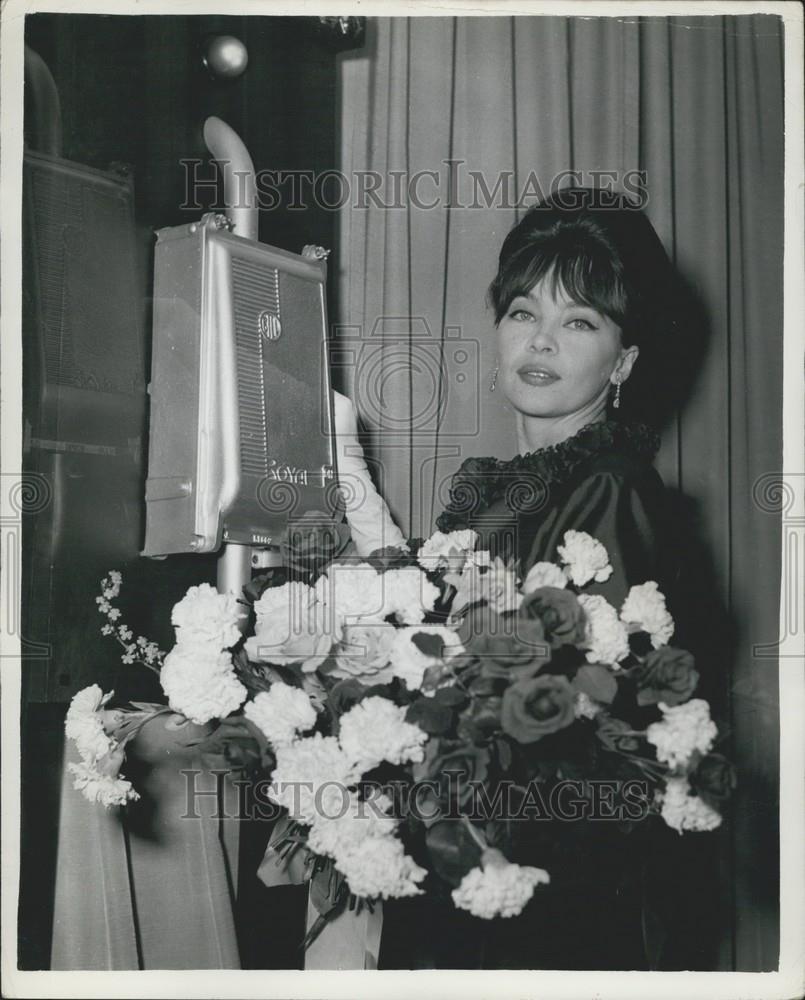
[489,187,697,425]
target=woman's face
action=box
[496,275,637,422]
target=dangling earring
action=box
[612,376,622,409]
[490,366,499,392]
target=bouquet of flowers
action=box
[67,515,734,942]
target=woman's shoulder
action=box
[564,444,666,496]
[436,420,662,531]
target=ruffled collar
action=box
[436,419,660,531]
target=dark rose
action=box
[459,605,550,681]
[519,587,587,649]
[501,675,576,744]
[595,715,639,753]
[457,695,503,744]
[327,678,367,718]
[424,739,491,808]
[690,753,736,806]
[280,511,350,574]
[633,647,699,706]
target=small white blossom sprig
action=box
[96,571,165,675]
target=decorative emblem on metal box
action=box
[258,310,282,340]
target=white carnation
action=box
[646,698,718,770]
[65,684,117,762]
[243,684,317,748]
[244,616,294,661]
[307,790,398,859]
[417,529,479,572]
[578,594,630,665]
[160,643,247,724]
[380,567,440,624]
[314,563,388,624]
[389,625,464,691]
[658,777,722,833]
[452,848,550,919]
[171,583,245,648]
[332,835,427,899]
[338,696,428,774]
[269,733,358,825]
[557,530,613,587]
[620,581,675,648]
[68,750,139,809]
[522,561,568,593]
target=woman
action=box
[436,186,684,614]
[379,188,722,971]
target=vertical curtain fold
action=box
[337,13,784,972]
[512,17,574,204]
[637,18,679,483]
[723,13,784,971]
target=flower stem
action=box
[618,752,668,778]
[462,815,488,850]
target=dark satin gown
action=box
[379,421,724,971]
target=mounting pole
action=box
[202,117,274,605]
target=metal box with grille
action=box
[142,215,336,556]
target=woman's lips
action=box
[516,365,560,386]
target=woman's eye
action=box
[567,317,597,331]
[509,309,534,322]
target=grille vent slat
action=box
[231,256,280,477]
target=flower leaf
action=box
[410,631,446,659]
[310,861,347,918]
[495,737,513,771]
[128,702,172,714]
[242,568,288,605]
[573,664,618,705]
[425,820,483,887]
[432,686,469,709]
[405,698,454,735]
